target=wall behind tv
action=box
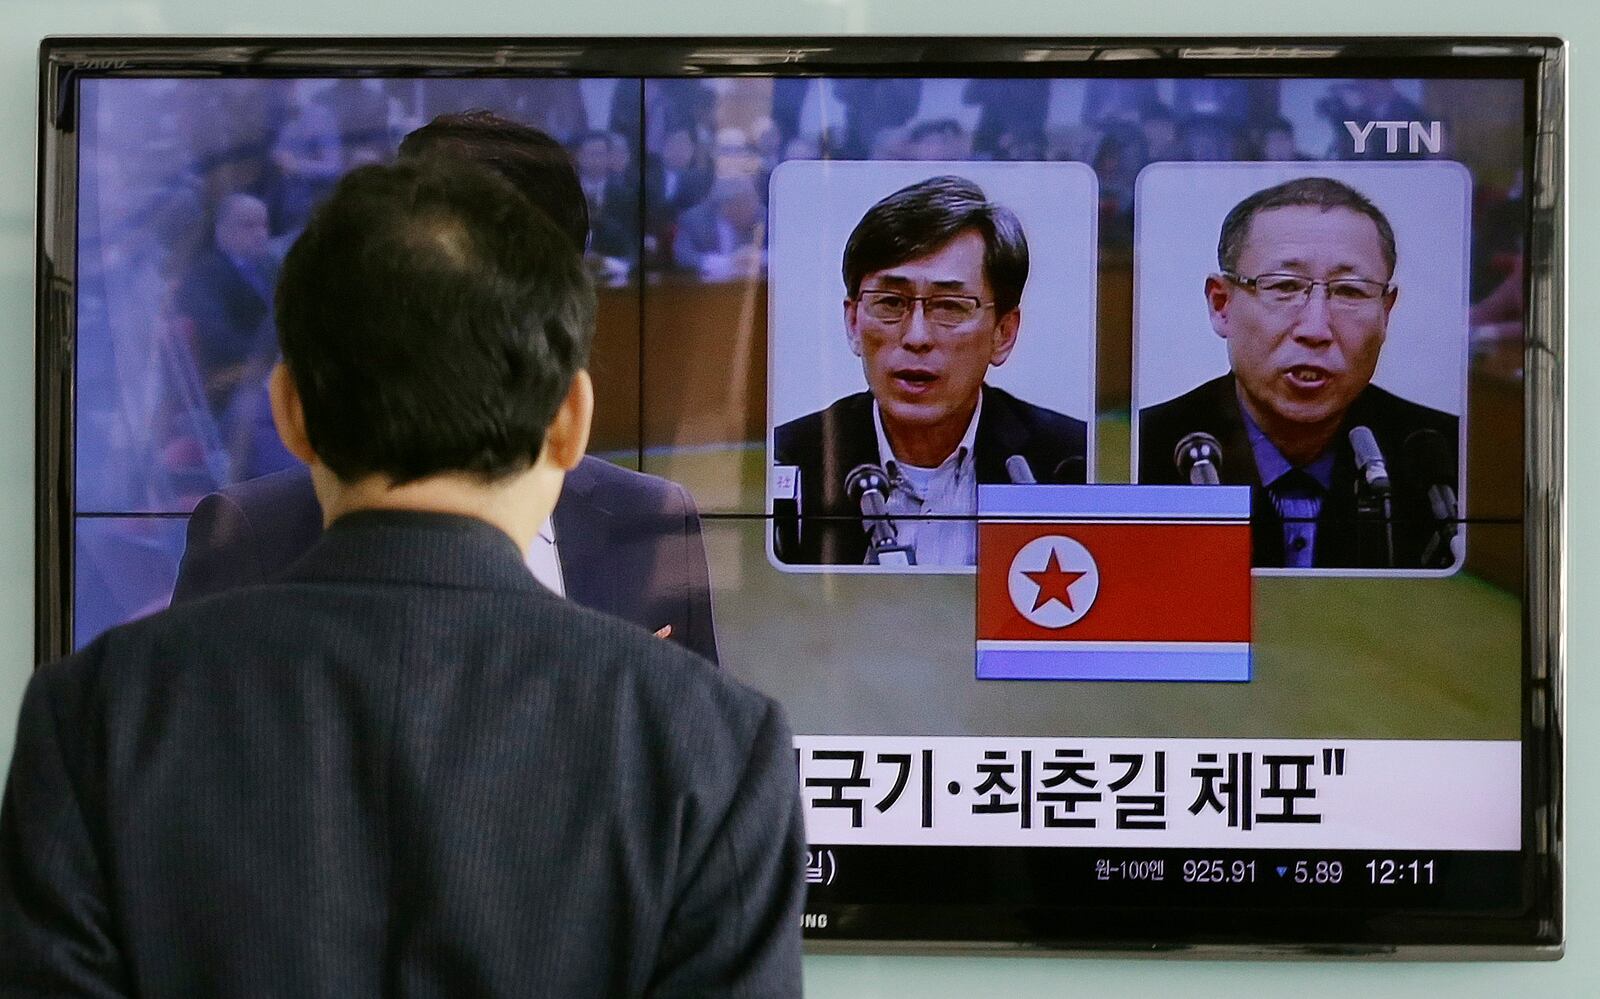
[0,0,1588,992]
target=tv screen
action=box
[36,38,1564,956]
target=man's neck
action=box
[880,396,979,469]
[312,465,558,554]
[1234,385,1339,468]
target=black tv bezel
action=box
[34,36,1565,959]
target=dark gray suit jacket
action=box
[172,457,721,664]
[1,512,803,997]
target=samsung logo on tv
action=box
[801,913,829,929]
[1344,120,1443,155]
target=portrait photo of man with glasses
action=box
[768,168,1096,569]
[1135,170,1467,572]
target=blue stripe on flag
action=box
[977,484,1251,520]
[976,646,1251,682]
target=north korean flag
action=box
[976,484,1253,681]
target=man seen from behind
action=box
[0,158,804,997]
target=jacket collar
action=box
[972,383,1028,481]
[548,459,616,616]
[284,509,546,595]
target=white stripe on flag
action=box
[976,640,1250,654]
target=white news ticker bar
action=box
[795,735,1521,850]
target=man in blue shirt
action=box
[1138,176,1459,570]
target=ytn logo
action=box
[1344,120,1442,155]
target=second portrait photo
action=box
[1133,161,1471,575]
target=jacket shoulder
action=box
[773,392,872,465]
[986,386,1087,450]
[1353,384,1461,478]
[1140,375,1233,432]
[1358,384,1459,436]
[218,465,318,515]
[174,467,323,601]
[1136,375,1235,483]
[569,455,691,516]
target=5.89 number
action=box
[1293,860,1343,885]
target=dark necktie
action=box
[1269,469,1324,569]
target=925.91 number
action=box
[1182,859,1256,883]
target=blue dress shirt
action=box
[1242,412,1336,569]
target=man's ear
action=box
[542,369,594,473]
[1205,273,1233,340]
[989,307,1021,366]
[843,299,863,358]
[268,362,318,465]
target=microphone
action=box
[1004,455,1037,484]
[1404,429,1458,523]
[1173,432,1223,485]
[1404,429,1461,567]
[1348,425,1395,567]
[1348,426,1392,494]
[1051,457,1086,484]
[844,464,914,566]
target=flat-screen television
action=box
[36,37,1564,956]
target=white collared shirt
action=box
[525,520,565,596]
[871,394,982,567]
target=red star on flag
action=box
[1024,549,1087,612]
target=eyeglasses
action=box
[856,290,994,328]
[1224,271,1392,314]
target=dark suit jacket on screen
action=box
[172,457,720,664]
[0,511,804,997]
[1137,373,1461,569]
[772,385,1088,565]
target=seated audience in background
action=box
[643,122,714,258]
[270,99,344,233]
[964,78,1050,160]
[673,175,767,281]
[1257,117,1305,161]
[571,128,639,272]
[905,118,970,161]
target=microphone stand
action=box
[865,521,915,567]
[1352,482,1396,568]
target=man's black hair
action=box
[842,175,1029,315]
[399,110,590,252]
[276,158,595,484]
[1218,176,1397,278]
